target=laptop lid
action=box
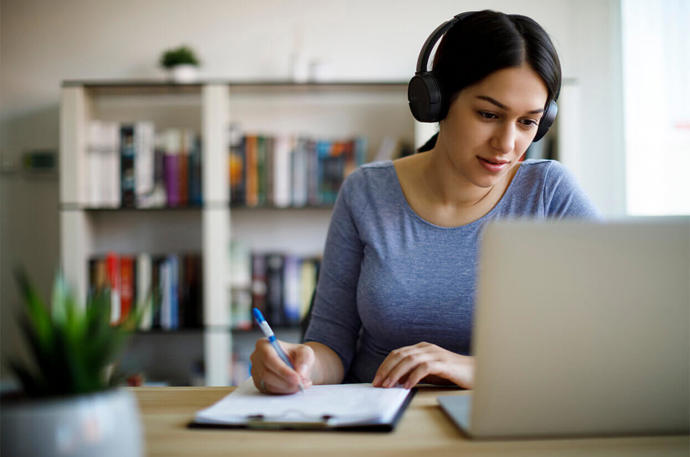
[467,218,689,438]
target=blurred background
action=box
[1,0,688,387]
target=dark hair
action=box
[418,10,562,152]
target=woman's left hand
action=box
[372,342,474,389]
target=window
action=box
[622,0,690,215]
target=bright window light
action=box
[622,0,690,215]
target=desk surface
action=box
[132,386,689,457]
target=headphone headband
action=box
[415,12,473,74]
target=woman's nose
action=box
[490,123,516,154]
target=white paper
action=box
[194,378,411,427]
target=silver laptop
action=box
[439,218,690,439]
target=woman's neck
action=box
[422,148,512,211]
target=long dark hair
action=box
[418,10,562,152]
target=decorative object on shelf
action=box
[159,45,201,83]
[0,270,146,457]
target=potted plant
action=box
[0,270,146,457]
[160,45,201,83]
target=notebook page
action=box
[195,377,411,426]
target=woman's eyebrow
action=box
[475,95,544,114]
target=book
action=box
[250,253,267,324]
[282,255,301,325]
[245,135,258,207]
[273,135,292,208]
[134,122,155,207]
[264,253,285,326]
[163,129,181,207]
[105,252,121,324]
[120,125,137,208]
[137,253,153,330]
[178,130,191,207]
[119,255,135,322]
[189,134,203,206]
[191,377,414,431]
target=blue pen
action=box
[252,308,305,392]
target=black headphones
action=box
[408,12,557,142]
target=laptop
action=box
[438,218,690,439]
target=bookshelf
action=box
[59,80,415,386]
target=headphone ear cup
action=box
[408,73,443,122]
[533,99,558,142]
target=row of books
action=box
[229,241,321,330]
[86,121,202,208]
[88,252,203,330]
[228,127,368,207]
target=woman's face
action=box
[438,63,549,188]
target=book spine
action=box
[265,253,285,326]
[135,122,155,207]
[229,125,245,205]
[283,255,301,325]
[251,253,267,324]
[273,135,292,208]
[137,253,153,331]
[168,254,179,329]
[105,252,121,324]
[306,139,319,206]
[120,255,135,322]
[189,134,203,206]
[257,135,267,206]
[299,257,317,320]
[120,125,136,208]
[151,256,163,329]
[106,122,122,208]
[160,258,170,330]
[178,130,190,207]
[163,129,181,207]
[246,135,258,207]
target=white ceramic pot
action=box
[1,388,143,457]
[170,64,199,83]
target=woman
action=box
[250,10,599,394]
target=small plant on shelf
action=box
[159,45,201,83]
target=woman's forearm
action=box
[305,341,345,385]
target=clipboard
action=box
[189,378,416,432]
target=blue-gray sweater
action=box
[304,159,600,383]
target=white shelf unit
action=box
[59,82,230,386]
[59,80,416,386]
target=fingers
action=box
[250,339,313,394]
[373,343,434,388]
[374,342,467,389]
[291,344,315,383]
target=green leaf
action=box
[14,269,53,349]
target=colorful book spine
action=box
[163,129,181,207]
[246,135,258,207]
[119,255,135,322]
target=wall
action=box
[0,0,624,376]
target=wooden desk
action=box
[132,386,689,457]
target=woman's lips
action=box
[478,156,509,172]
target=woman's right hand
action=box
[249,339,315,394]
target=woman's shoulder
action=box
[338,160,398,206]
[514,159,572,186]
[343,160,396,189]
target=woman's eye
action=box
[478,111,498,120]
[519,118,539,128]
